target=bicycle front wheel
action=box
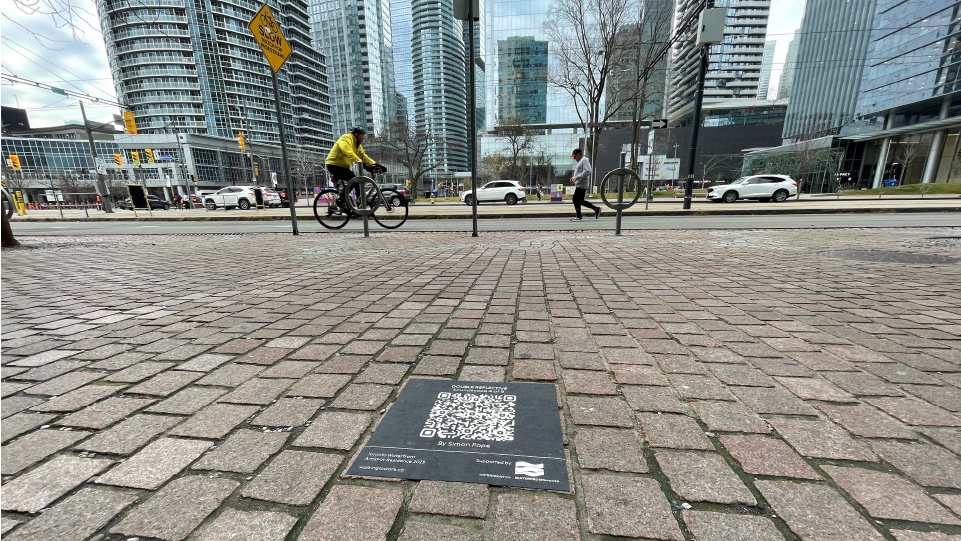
[313,189,350,229]
[372,189,408,229]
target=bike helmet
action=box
[350,126,367,135]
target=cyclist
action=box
[325,126,386,212]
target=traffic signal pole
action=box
[79,101,114,213]
[467,0,478,237]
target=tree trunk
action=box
[2,211,20,247]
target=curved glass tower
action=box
[411,0,468,173]
[99,0,333,150]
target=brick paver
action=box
[3,228,961,540]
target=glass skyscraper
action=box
[308,0,396,135]
[411,0,469,173]
[99,0,333,150]
[497,36,548,124]
[781,0,876,140]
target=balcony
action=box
[112,26,189,40]
[117,55,193,68]
[137,119,208,129]
[120,67,197,78]
[122,81,200,92]
[126,94,202,105]
[115,41,191,54]
[104,0,184,12]
[112,14,188,25]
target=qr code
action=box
[419,392,516,441]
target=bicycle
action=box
[313,170,409,230]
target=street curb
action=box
[10,205,961,222]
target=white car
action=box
[461,180,527,205]
[707,175,798,203]
[203,186,259,210]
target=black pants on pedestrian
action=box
[573,187,598,218]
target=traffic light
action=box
[144,149,154,164]
[113,153,123,167]
[254,166,259,177]
[191,174,197,184]
[8,155,21,170]
[130,151,141,166]
[123,111,138,134]
[238,132,246,152]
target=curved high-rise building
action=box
[411,0,468,174]
[98,0,333,150]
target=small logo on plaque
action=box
[515,462,545,477]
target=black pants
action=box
[573,187,598,218]
[326,164,359,207]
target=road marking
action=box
[138,225,160,228]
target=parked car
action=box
[259,188,282,207]
[379,183,412,205]
[706,175,798,203]
[203,186,258,210]
[461,180,527,205]
[119,194,169,210]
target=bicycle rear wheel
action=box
[372,189,408,229]
[313,189,350,229]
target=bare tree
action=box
[292,146,320,197]
[372,116,442,197]
[496,116,537,182]
[894,142,922,185]
[544,0,640,185]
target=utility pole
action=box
[683,5,724,210]
[78,101,114,213]
[455,0,479,236]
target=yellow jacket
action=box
[326,134,376,168]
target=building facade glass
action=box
[99,0,333,150]
[781,0,876,140]
[309,0,396,135]
[497,36,548,123]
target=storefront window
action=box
[887,133,932,185]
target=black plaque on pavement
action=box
[346,379,568,491]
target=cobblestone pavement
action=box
[2,228,961,541]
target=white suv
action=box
[707,175,798,203]
[461,180,527,205]
[204,186,259,210]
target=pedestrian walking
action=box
[173,194,181,209]
[536,186,542,201]
[569,148,600,221]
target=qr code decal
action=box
[420,392,516,441]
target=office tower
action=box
[411,0,469,173]
[848,0,961,186]
[309,0,396,136]
[781,0,876,140]
[777,37,797,100]
[497,36,548,124]
[100,0,332,149]
[667,0,772,122]
[757,40,776,100]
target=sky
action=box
[0,0,806,128]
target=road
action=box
[10,212,961,235]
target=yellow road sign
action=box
[249,4,291,73]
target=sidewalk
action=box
[11,195,961,221]
[1,228,960,540]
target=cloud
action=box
[1,0,118,127]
